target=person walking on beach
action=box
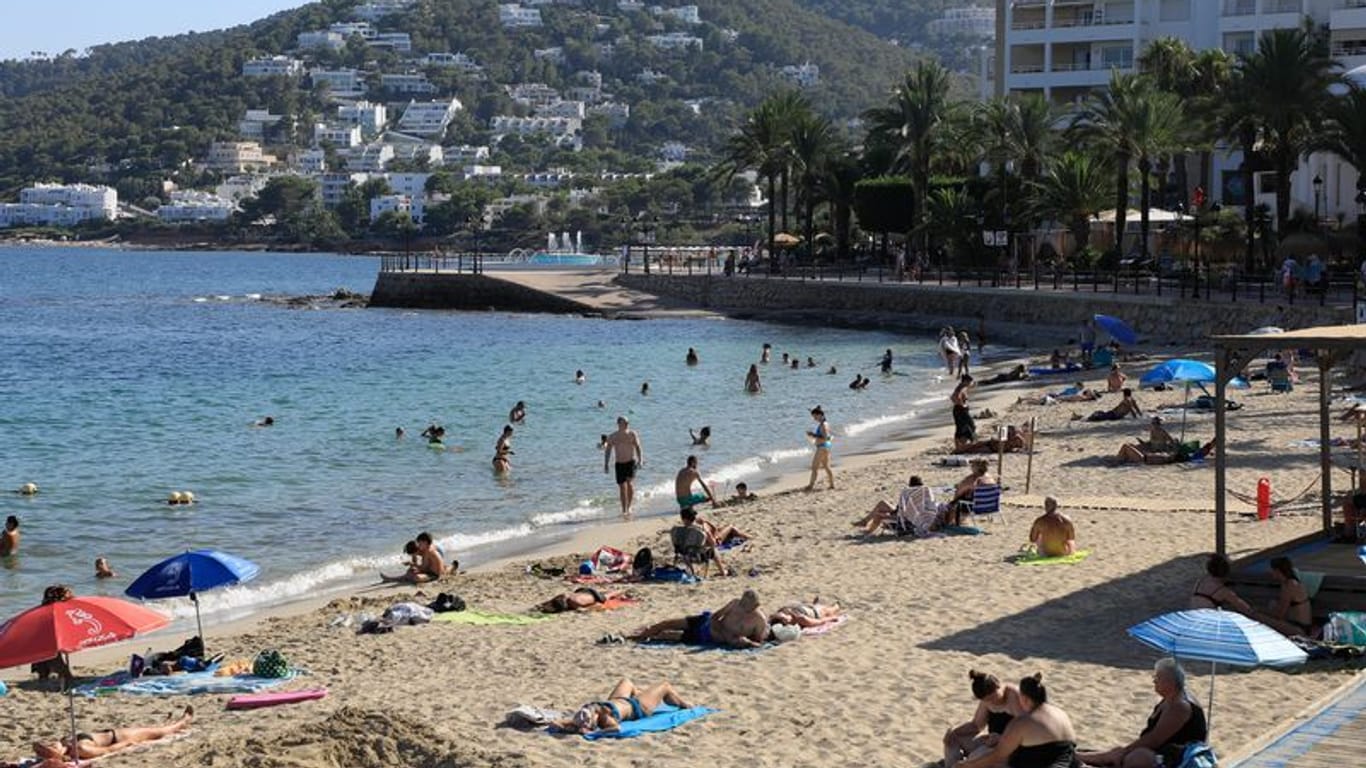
[604,417,644,517]
[745,364,763,393]
[952,375,977,450]
[675,455,716,511]
[1,515,19,556]
[805,406,835,491]
[957,331,972,376]
[1028,497,1076,558]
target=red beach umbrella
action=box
[0,595,170,765]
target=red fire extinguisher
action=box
[1257,477,1272,520]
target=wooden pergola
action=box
[1211,324,1366,554]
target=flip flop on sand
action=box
[596,633,625,645]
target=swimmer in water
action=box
[95,557,116,579]
[575,370,586,384]
[745,364,762,394]
[686,347,699,366]
[828,366,838,375]
[690,426,711,447]
[880,349,893,374]
[254,416,274,427]
[599,434,609,449]
[509,401,527,424]
[1,516,19,556]
[790,359,799,370]
[596,400,606,409]
[395,427,405,439]
[496,425,515,456]
[806,357,816,368]
[761,343,772,364]
[848,374,863,390]
[421,423,445,444]
[641,381,650,396]
[782,352,790,365]
[493,448,511,474]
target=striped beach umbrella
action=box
[1128,608,1307,732]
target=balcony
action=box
[1011,19,1047,30]
[1223,0,1256,15]
[1264,0,1302,12]
[1333,5,1366,32]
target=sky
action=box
[0,0,309,62]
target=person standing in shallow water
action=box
[745,364,762,393]
[0,515,18,556]
[805,406,835,491]
[686,348,699,366]
[604,417,644,517]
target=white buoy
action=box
[169,491,185,504]
[182,491,196,504]
[18,482,38,495]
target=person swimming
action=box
[760,343,771,364]
[575,370,586,384]
[880,349,893,374]
[640,381,650,396]
[395,426,405,439]
[690,426,711,446]
[254,416,274,427]
[509,401,526,424]
[686,348,699,366]
[94,557,116,579]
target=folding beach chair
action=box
[1267,363,1293,393]
[669,525,715,577]
[957,484,1004,526]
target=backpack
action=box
[428,592,466,613]
[252,649,290,678]
[1175,742,1218,768]
[632,547,653,577]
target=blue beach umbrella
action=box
[125,549,260,643]
[1139,359,1249,441]
[1128,608,1306,732]
[1093,314,1138,345]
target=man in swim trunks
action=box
[628,589,769,648]
[380,534,446,584]
[674,455,715,511]
[1027,496,1076,558]
[604,416,644,518]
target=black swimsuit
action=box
[1141,699,1207,766]
[986,709,1014,736]
[1008,740,1076,768]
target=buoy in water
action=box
[168,491,185,504]
[182,491,196,504]
[18,482,38,496]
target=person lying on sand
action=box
[536,587,628,613]
[552,678,692,735]
[1113,439,1213,466]
[1078,659,1206,768]
[978,364,1030,386]
[1018,383,1100,406]
[30,706,193,767]
[953,424,1032,455]
[627,589,769,648]
[768,599,842,629]
[1081,388,1142,422]
[943,669,1025,768]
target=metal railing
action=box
[379,251,486,274]
[623,257,1360,308]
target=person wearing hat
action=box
[554,678,694,734]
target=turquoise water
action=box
[0,247,946,623]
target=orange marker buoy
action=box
[1257,477,1272,520]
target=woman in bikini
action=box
[553,679,692,734]
[958,673,1077,768]
[32,706,193,766]
[944,669,1025,768]
[1189,553,1253,614]
[768,599,842,629]
[1260,556,1314,637]
[805,406,835,491]
[536,587,625,613]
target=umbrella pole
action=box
[1208,660,1216,735]
[192,592,204,649]
[1181,382,1190,443]
[66,652,79,767]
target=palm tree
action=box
[1236,27,1338,238]
[1314,85,1366,178]
[1011,94,1058,182]
[717,94,803,267]
[1070,72,1148,260]
[1129,88,1189,263]
[766,91,810,237]
[864,60,956,249]
[1028,152,1111,258]
[788,110,840,261]
[820,152,863,261]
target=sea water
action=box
[0,247,950,623]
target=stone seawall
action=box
[617,274,1350,345]
[369,272,593,314]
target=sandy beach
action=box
[2,350,1361,768]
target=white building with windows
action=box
[351,0,417,22]
[499,4,544,27]
[646,32,703,51]
[337,101,389,136]
[490,116,582,146]
[655,4,701,24]
[928,6,996,39]
[396,98,463,137]
[239,109,289,142]
[779,62,820,88]
[315,123,363,148]
[424,52,482,72]
[369,193,413,223]
[205,142,277,173]
[509,83,561,109]
[157,191,235,223]
[310,69,367,98]
[243,56,305,78]
[371,33,413,52]
[380,72,437,94]
[297,30,345,51]
[538,100,586,119]
[444,145,492,164]
[0,183,118,228]
[329,22,375,39]
[342,144,396,172]
[319,172,371,207]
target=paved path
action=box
[1230,672,1366,768]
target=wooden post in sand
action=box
[1024,417,1038,494]
[996,424,1007,483]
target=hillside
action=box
[0,0,918,195]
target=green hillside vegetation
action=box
[0,0,917,197]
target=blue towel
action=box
[648,566,699,584]
[941,525,983,536]
[716,537,747,552]
[74,668,300,698]
[567,704,718,739]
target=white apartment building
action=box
[484,194,548,226]
[779,62,820,88]
[509,83,562,109]
[0,183,118,229]
[655,5,701,24]
[646,32,703,50]
[243,56,304,78]
[205,142,277,173]
[351,0,417,22]
[538,100,587,119]
[310,69,367,98]
[380,72,437,94]
[319,172,371,207]
[490,116,583,143]
[297,30,345,51]
[995,0,1366,223]
[396,98,463,137]
[444,144,491,163]
[928,6,996,39]
[158,191,235,223]
[370,33,413,52]
[463,164,503,180]
[534,46,566,64]
[239,109,289,142]
[337,101,389,136]
[588,101,631,128]
[295,148,328,173]
[618,0,645,11]
[329,22,375,39]
[499,4,544,27]
[370,194,413,223]
[342,144,396,172]
[315,123,363,148]
[424,52,482,71]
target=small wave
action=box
[192,297,208,303]
[844,411,919,437]
[244,293,262,300]
[157,552,397,620]
[215,295,232,301]
[530,501,605,527]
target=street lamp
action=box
[1313,174,1324,224]
[1355,184,1366,272]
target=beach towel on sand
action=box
[586,595,639,612]
[432,609,553,626]
[548,704,719,739]
[74,669,300,698]
[637,616,847,652]
[1013,549,1092,566]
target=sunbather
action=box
[1019,383,1099,406]
[627,589,769,648]
[1078,659,1206,768]
[768,599,842,629]
[951,459,995,505]
[1114,439,1213,465]
[1083,388,1142,421]
[31,706,193,766]
[1190,553,1253,614]
[553,678,692,735]
[853,474,938,536]
[978,364,1030,387]
[953,424,1032,455]
[1258,556,1315,638]
[536,587,627,613]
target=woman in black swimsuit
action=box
[1189,553,1253,614]
[553,678,692,734]
[32,706,194,766]
[943,669,1025,767]
[536,587,622,613]
[1260,556,1314,638]
[959,673,1077,768]
[1079,659,1207,768]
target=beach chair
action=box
[957,484,1004,526]
[669,525,715,577]
[1267,363,1293,393]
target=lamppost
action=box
[1313,174,1324,225]
[467,214,481,273]
[1356,184,1366,273]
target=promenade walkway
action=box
[1230,671,1366,768]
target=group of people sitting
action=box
[943,661,1208,768]
[1113,416,1214,466]
[1191,553,1316,638]
[380,531,456,584]
[852,458,1001,537]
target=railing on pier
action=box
[379,252,485,274]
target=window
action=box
[1159,0,1190,21]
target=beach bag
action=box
[1175,742,1217,768]
[631,547,654,578]
[428,593,465,613]
[591,546,629,573]
[252,649,290,678]
[1324,611,1366,645]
